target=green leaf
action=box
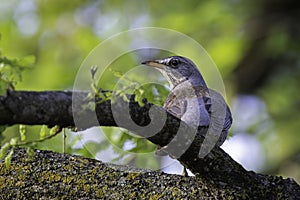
[4,149,14,168]
[0,54,35,93]
[50,125,61,136]
[40,125,47,139]
[19,125,26,141]
[0,125,8,141]
[109,68,124,78]
[9,137,18,146]
[0,125,8,134]
[26,147,35,160]
[0,142,10,159]
[17,55,36,68]
[134,88,145,107]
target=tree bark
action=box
[0,90,299,199]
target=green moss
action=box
[1,148,298,199]
[171,187,181,196]
[126,172,140,180]
[149,193,163,200]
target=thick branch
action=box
[0,91,299,199]
[0,91,75,127]
[0,148,259,199]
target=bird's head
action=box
[142,56,207,89]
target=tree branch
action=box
[0,90,299,199]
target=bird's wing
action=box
[163,86,232,133]
[202,89,232,146]
[164,85,211,126]
[163,91,186,119]
[207,89,232,133]
[223,106,233,131]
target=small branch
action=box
[14,126,62,147]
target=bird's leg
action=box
[182,167,188,177]
[155,145,169,156]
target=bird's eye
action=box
[170,59,180,67]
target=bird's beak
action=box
[141,60,166,69]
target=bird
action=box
[142,56,232,175]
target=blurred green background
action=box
[0,0,299,182]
